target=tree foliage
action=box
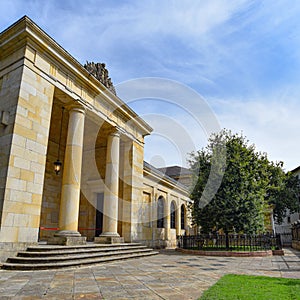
[189,129,300,235]
[266,163,300,224]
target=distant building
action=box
[158,165,193,190]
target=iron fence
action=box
[177,233,282,251]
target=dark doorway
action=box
[96,193,104,236]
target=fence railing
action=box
[177,234,282,251]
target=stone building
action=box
[0,16,192,261]
[158,166,193,189]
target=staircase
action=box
[2,243,159,270]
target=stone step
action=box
[9,248,154,264]
[17,245,148,257]
[1,243,159,270]
[25,242,143,252]
[2,251,159,270]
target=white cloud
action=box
[0,0,250,84]
[116,77,220,168]
[2,0,300,172]
[209,94,300,171]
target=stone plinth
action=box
[47,236,86,246]
[94,236,124,244]
[47,230,87,245]
[292,240,300,251]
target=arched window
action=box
[181,204,185,229]
[170,201,176,229]
[157,196,164,228]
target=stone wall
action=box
[292,240,300,251]
[78,193,96,241]
[0,62,54,243]
[121,139,145,242]
[0,68,22,225]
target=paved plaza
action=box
[0,248,299,299]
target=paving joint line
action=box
[122,263,167,300]
[91,267,105,299]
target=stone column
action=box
[164,193,171,245]
[152,187,158,248]
[49,104,86,245]
[95,129,124,244]
[176,203,181,236]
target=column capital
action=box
[108,127,121,138]
[65,102,86,115]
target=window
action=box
[181,204,185,229]
[157,196,164,228]
[170,201,176,229]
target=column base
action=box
[54,230,82,237]
[94,236,124,244]
[47,230,86,245]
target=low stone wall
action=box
[135,239,169,249]
[0,242,38,263]
[292,240,300,251]
[176,248,278,257]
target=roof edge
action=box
[0,16,153,136]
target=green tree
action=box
[189,129,300,247]
[266,163,300,224]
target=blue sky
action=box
[1,0,300,170]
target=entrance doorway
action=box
[96,193,104,236]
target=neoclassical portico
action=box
[0,16,152,257]
[49,105,126,245]
[0,16,192,261]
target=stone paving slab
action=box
[0,248,299,299]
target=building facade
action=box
[0,17,192,261]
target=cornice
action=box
[0,16,153,137]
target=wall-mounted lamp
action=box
[54,159,62,175]
[54,107,65,175]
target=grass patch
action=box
[200,274,300,300]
